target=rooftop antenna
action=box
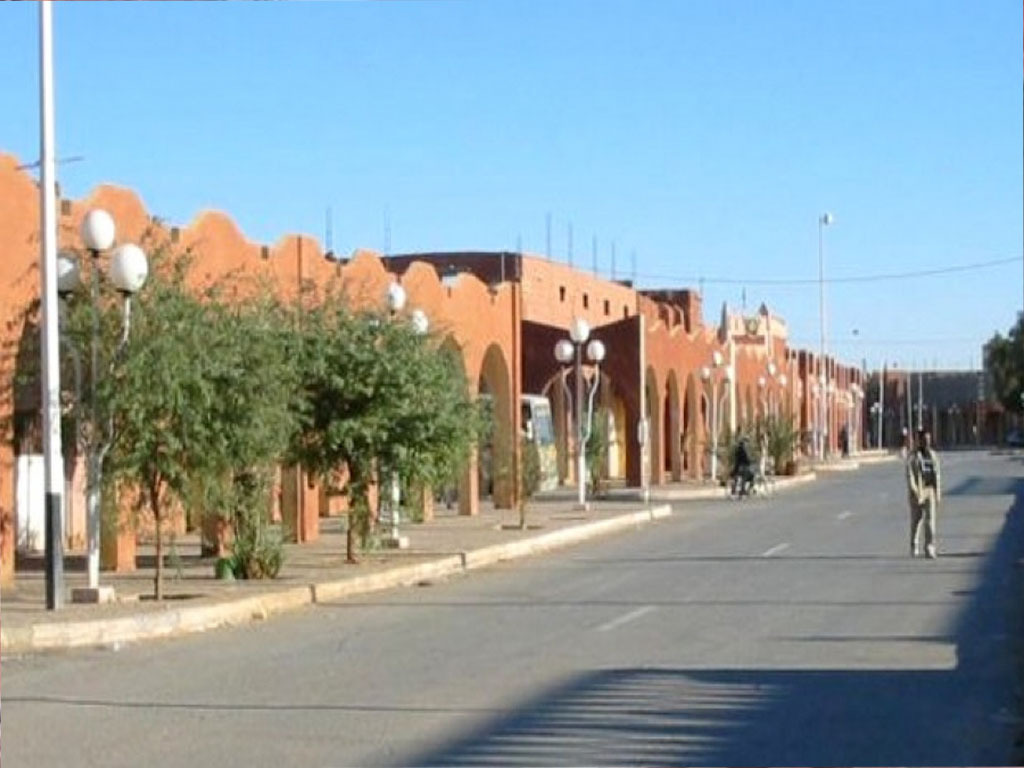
[591,235,598,275]
[567,222,574,267]
[545,212,552,260]
[16,154,84,172]
[611,240,617,280]
[324,206,334,261]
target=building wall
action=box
[1,148,871,582]
[0,152,523,582]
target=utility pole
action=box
[878,363,885,449]
[39,0,65,610]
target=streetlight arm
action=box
[559,368,573,417]
[581,365,601,445]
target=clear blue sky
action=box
[2,0,1021,372]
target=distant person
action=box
[731,436,754,497]
[900,427,910,458]
[906,429,942,558]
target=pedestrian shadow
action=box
[946,475,1024,497]
[396,474,1024,768]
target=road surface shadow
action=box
[400,471,1024,768]
[399,666,1005,767]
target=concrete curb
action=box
[2,586,315,653]
[2,506,673,654]
[815,462,860,472]
[613,472,818,502]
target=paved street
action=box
[4,452,1023,767]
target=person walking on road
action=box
[906,429,942,558]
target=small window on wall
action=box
[623,306,629,318]
[583,293,589,309]
[559,286,566,302]
[604,299,610,316]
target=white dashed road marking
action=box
[596,606,656,633]
[838,510,853,520]
[761,543,791,558]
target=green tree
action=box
[190,289,299,579]
[985,313,1024,414]
[290,298,478,562]
[106,253,299,598]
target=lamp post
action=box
[38,0,65,610]
[700,351,733,483]
[380,282,428,549]
[811,381,821,456]
[818,211,834,460]
[554,318,605,510]
[57,210,149,603]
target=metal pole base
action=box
[44,491,64,610]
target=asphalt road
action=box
[4,452,1023,767]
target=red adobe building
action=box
[0,152,864,584]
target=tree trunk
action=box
[149,483,163,601]
[346,524,356,564]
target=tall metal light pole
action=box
[817,212,834,459]
[39,0,65,610]
[877,363,886,449]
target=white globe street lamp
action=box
[60,208,149,601]
[380,282,429,550]
[56,251,81,295]
[410,308,430,336]
[80,209,116,252]
[569,317,591,344]
[386,281,407,313]
[703,353,733,483]
[109,243,149,295]
[555,318,607,510]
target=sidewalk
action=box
[1,452,897,654]
[2,499,671,654]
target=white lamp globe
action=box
[57,251,81,295]
[554,339,574,364]
[700,365,711,381]
[586,339,606,363]
[109,243,149,294]
[386,282,407,312]
[569,317,590,344]
[821,212,835,226]
[767,361,777,377]
[81,209,116,252]
[778,374,788,388]
[724,365,735,382]
[711,350,724,367]
[410,308,429,336]
[758,376,767,389]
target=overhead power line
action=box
[635,255,1022,286]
